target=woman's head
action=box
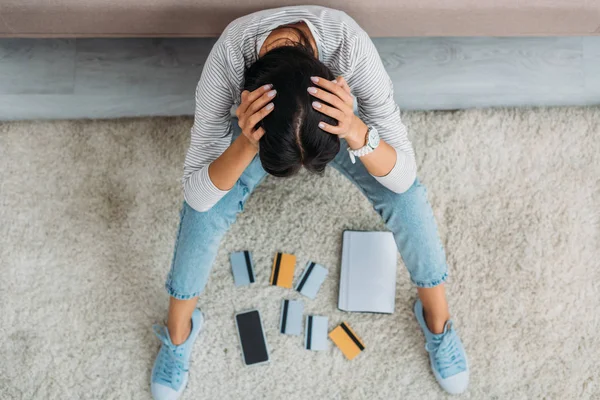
[243,40,340,177]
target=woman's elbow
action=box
[391,164,417,194]
[191,202,214,213]
[183,186,216,213]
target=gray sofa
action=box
[1,0,599,38]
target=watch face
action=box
[368,128,380,148]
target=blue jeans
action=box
[165,120,448,300]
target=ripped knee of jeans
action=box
[238,182,250,212]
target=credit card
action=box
[295,261,328,299]
[230,251,256,287]
[305,315,328,351]
[279,299,304,336]
[329,322,365,360]
[270,252,296,288]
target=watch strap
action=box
[347,145,374,164]
[347,126,377,163]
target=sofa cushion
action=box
[1,1,599,37]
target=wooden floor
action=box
[0,37,599,120]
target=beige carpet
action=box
[1,108,599,400]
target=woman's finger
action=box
[335,76,352,97]
[317,120,343,135]
[311,100,345,123]
[239,84,273,115]
[247,102,274,129]
[311,76,353,105]
[246,88,277,116]
[251,126,266,142]
[307,85,348,112]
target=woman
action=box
[150,5,469,399]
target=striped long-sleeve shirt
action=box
[183,5,416,212]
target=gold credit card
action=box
[329,322,365,360]
[270,252,296,288]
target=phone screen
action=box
[236,310,269,365]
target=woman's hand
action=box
[208,84,276,192]
[307,76,368,149]
[235,84,277,150]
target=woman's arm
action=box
[309,70,416,194]
[208,87,277,192]
[345,31,417,193]
[342,114,399,178]
[182,40,236,212]
[207,135,258,191]
[185,26,278,212]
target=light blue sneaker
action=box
[151,309,204,400]
[414,299,469,394]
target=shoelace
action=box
[152,325,187,388]
[424,321,466,378]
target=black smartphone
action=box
[234,309,270,366]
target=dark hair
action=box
[243,25,340,177]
